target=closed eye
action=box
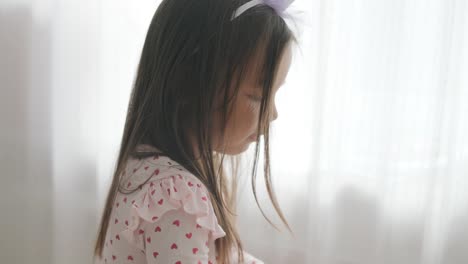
[248,95,263,102]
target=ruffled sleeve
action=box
[119,171,226,256]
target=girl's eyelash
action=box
[249,95,263,101]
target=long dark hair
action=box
[94,0,297,262]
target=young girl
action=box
[94,0,297,263]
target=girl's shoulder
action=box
[118,148,226,244]
[122,151,202,190]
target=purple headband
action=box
[231,0,294,20]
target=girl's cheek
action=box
[247,101,256,112]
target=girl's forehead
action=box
[276,44,293,85]
[241,42,292,92]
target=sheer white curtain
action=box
[237,0,468,264]
[1,0,101,263]
[1,0,467,264]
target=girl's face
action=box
[213,43,293,155]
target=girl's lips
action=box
[249,134,258,141]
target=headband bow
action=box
[231,0,294,20]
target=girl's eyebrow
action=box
[252,81,285,93]
[253,77,286,91]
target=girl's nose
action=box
[270,104,278,122]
